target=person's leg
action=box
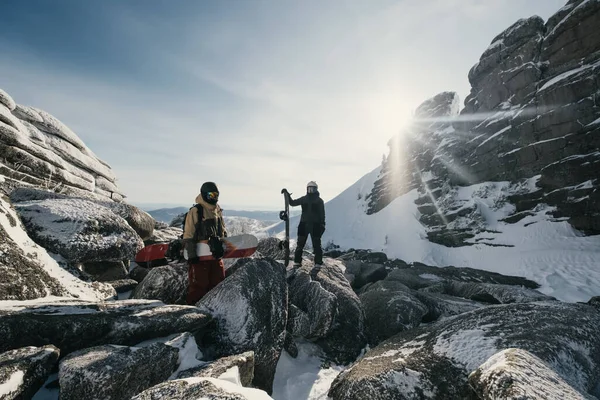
[312,233,323,265]
[294,235,308,264]
[207,259,226,293]
[186,261,210,305]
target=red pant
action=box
[186,259,225,305]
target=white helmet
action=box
[307,181,318,194]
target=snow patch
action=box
[0,370,25,398]
[433,327,499,372]
[539,60,600,92]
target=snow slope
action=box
[317,166,600,303]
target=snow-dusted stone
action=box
[197,258,287,394]
[0,89,16,111]
[130,263,187,304]
[107,278,138,293]
[12,196,144,263]
[469,348,593,400]
[288,259,366,364]
[59,343,179,400]
[99,201,155,240]
[386,264,540,290]
[588,296,600,311]
[0,194,115,301]
[422,280,554,304]
[359,281,428,345]
[256,237,285,260]
[132,377,272,400]
[0,345,59,400]
[82,261,128,281]
[0,299,211,355]
[344,260,388,289]
[413,291,483,322]
[329,302,600,399]
[130,265,150,282]
[146,225,182,245]
[176,351,255,388]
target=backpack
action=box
[181,204,203,238]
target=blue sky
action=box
[0,0,566,210]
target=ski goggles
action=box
[206,191,219,201]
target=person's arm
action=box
[288,194,305,207]
[319,200,326,226]
[183,207,199,260]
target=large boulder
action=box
[11,194,144,263]
[130,263,188,304]
[0,299,211,355]
[197,258,287,394]
[329,301,600,399]
[1,88,124,201]
[0,194,115,301]
[0,345,59,400]
[469,348,593,400]
[132,377,273,400]
[99,201,155,240]
[59,343,178,400]
[359,281,428,345]
[344,260,388,289]
[256,237,285,260]
[176,351,255,388]
[288,259,367,364]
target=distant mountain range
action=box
[147,206,299,225]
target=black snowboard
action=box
[279,188,291,266]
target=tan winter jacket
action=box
[183,194,227,258]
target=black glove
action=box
[208,236,225,259]
[188,256,200,264]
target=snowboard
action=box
[134,234,258,267]
[279,188,290,266]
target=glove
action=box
[208,236,225,259]
[188,256,200,264]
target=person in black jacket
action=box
[286,181,326,266]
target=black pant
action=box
[294,222,323,264]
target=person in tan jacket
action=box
[183,181,227,304]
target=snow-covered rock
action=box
[132,377,273,400]
[12,194,144,263]
[256,237,285,260]
[329,301,600,399]
[98,201,155,240]
[0,345,59,400]
[469,348,593,400]
[359,281,428,345]
[413,291,483,322]
[0,299,211,355]
[130,263,187,304]
[0,193,115,301]
[146,224,182,245]
[176,351,255,388]
[197,258,287,394]
[422,280,554,304]
[0,88,123,201]
[288,259,367,364]
[59,343,179,400]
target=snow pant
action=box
[294,222,324,265]
[186,259,225,305]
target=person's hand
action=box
[188,256,200,264]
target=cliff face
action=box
[366,1,600,243]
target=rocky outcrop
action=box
[256,237,285,260]
[469,348,593,400]
[130,263,187,304]
[329,301,600,399]
[176,351,255,387]
[197,258,287,394]
[0,87,123,201]
[364,1,600,241]
[0,299,211,355]
[288,259,367,363]
[132,377,272,400]
[0,193,115,301]
[11,193,144,263]
[0,345,59,400]
[59,343,179,400]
